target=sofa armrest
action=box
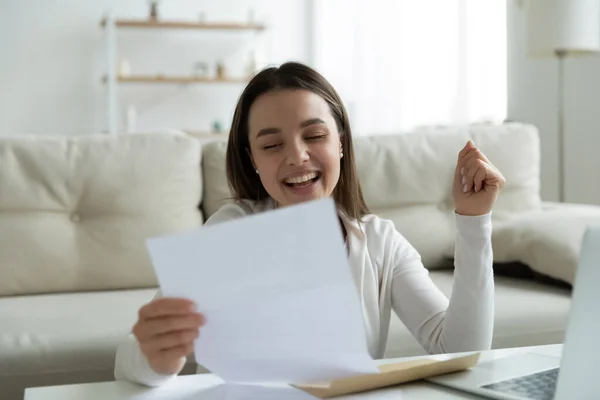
[492,202,600,285]
[541,201,600,212]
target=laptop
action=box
[426,226,600,400]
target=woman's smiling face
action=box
[247,89,343,207]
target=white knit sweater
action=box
[114,199,494,386]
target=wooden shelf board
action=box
[102,75,249,84]
[100,18,265,31]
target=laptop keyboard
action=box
[481,367,559,400]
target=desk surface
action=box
[25,344,563,400]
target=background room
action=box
[2,1,600,399]
[0,0,311,137]
[1,0,599,203]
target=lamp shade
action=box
[526,0,600,56]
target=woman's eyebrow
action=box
[256,118,326,138]
[300,118,326,128]
[256,127,281,138]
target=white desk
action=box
[24,344,562,400]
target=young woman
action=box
[114,62,505,386]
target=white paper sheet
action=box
[146,198,379,384]
[178,383,320,400]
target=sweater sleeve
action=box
[113,202,250,386]
[113,329,186,386]
[390,212,494,354]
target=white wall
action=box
[0,0,310,136]
[3,1,598,204]
[507,1,600,204]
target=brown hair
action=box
[225,61,370,220]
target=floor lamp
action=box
[526,0,600,202]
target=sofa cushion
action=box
[0,289,156,377]
[353,122,542,218]
[0,134,203,296]
[374,205,455,268]
[201,140,231,218]
[0,288,201,400]
[353,122,542,268]
[491,202,600,285]
[385,271,571,358]
[0,277,568,378]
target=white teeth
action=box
[284,172,318,184]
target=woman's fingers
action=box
[133,297,204,375]
[148,343,195,375]
[458,140,476,160]
[138,298,197,320]
[456,140,505,197]
[142,328,200,355]
[461,156,487,193]
[473,167,487,192]
[460,142,491,164]
[161,343,195,360]
[135,313,205,340]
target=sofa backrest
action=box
[201,122,542,268]
[0,123,541,296]
[0,134,203,296]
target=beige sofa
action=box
[1,123,598,399]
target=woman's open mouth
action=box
[283,171,322,189]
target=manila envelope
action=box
[292,352,481,398]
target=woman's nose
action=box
[285,142,309,165]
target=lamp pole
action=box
[556,49,566,202]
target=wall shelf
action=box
[100,12,265,135]
[102,75,250,84]
[100,18,265,31]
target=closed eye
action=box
[306,134,327,140]
[263,143,281,150]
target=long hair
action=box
[225,62,369,220]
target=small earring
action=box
[340,152,343,158]
[255,169,259,174]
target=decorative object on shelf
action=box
[216,61,226,79]
[212,120,223,133]
[526,0,600,202]
[192,62,209,78]
[248,9,254,24]
[148,0,159,20]
[199,11,206,23]
[118,60,131,77]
